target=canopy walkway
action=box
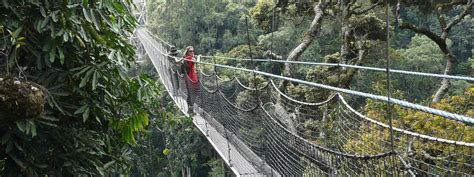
[135,28,473,177]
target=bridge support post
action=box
[204,113,209,137]
[224,129,232,167]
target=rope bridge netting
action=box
[136,28,473,176]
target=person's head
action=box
[185,46,194,56]
[170,45,177,53]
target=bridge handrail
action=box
[338,94,474,147]
[200,56,474,82]
[162,53,474,124]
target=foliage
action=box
[353,83,474,150]
[392,35,445,100]
[147,0,257,55]
[129,110,230,177]
[250,0,275,32]
[349,12,387,41]
[0,0,161,175]
[144,0,473,175]
[469,57,474,75]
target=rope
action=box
[158,49,474,124]
[171,57,474,124]
[385,0,396,159]
[338,94,474,147]
[245,16,260,99]
[201,56,474,82]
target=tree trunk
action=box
[339,40,366,88]
[187,166,191,177]
[319,108,327,142]
[280,1,327,91]
[340,3,351,66]
[396,1,473,102]
[340,21,351,65]
[432,52,455,102]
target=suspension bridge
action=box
[133,28,474,176]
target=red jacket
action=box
[184,55,198,82]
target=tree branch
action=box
[339,39,365,88]
[423,151,460,161]
[438,0,471,11]
[279,0,327,91]
[351,1,382,15]
[398,22,448,54]
[436,12,447,30]
[444,1,473,33]
[265,50,283,60]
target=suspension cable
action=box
[141,23,473,82]
[245,16,260,99]
[170,58,474,124]
[200,56,474,82]
[385,0,396,165]
[269,5,276,73]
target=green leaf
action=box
[40,17,50,30]
[14,142,23,151]
[103,161,115,169]
[83,107,90,122]
[36,55,43,70]
[15,121,25,132]
[82,0,89,7]
[90,9,101,30]
[9,154,25,168]
[74,105,88,115]
[79,68,94,88]
[75,35,86,48]
[5,142,13,153]
[34,164,48,168]
[12,26,23,38]
[52,11,58,22]
[112,2,125,13]
[40,7,47,17]
[41,115,59,121]
[30,122,37,137]
[99,10,112,27]
[58,48,65,64]
[37,120,58,127]
[49,47,56,63]
[83,8,93,23]
[2,0,9,8]
[108,50,115,59]
[63,32,69,42]
[1,132,10,144]
[64,161,72,166]
[92,70,98,90]
[66,4,80,8]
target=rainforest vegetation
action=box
[0,0,472,176]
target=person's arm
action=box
[196,55,201,63]
[175,57,183,63]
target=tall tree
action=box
[396,0,473,102]
[276,0,328,91]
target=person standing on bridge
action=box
[168,46,182,97]
[183,46,198,82]
[182,46,199,115]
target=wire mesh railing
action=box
[137,28,474,177]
